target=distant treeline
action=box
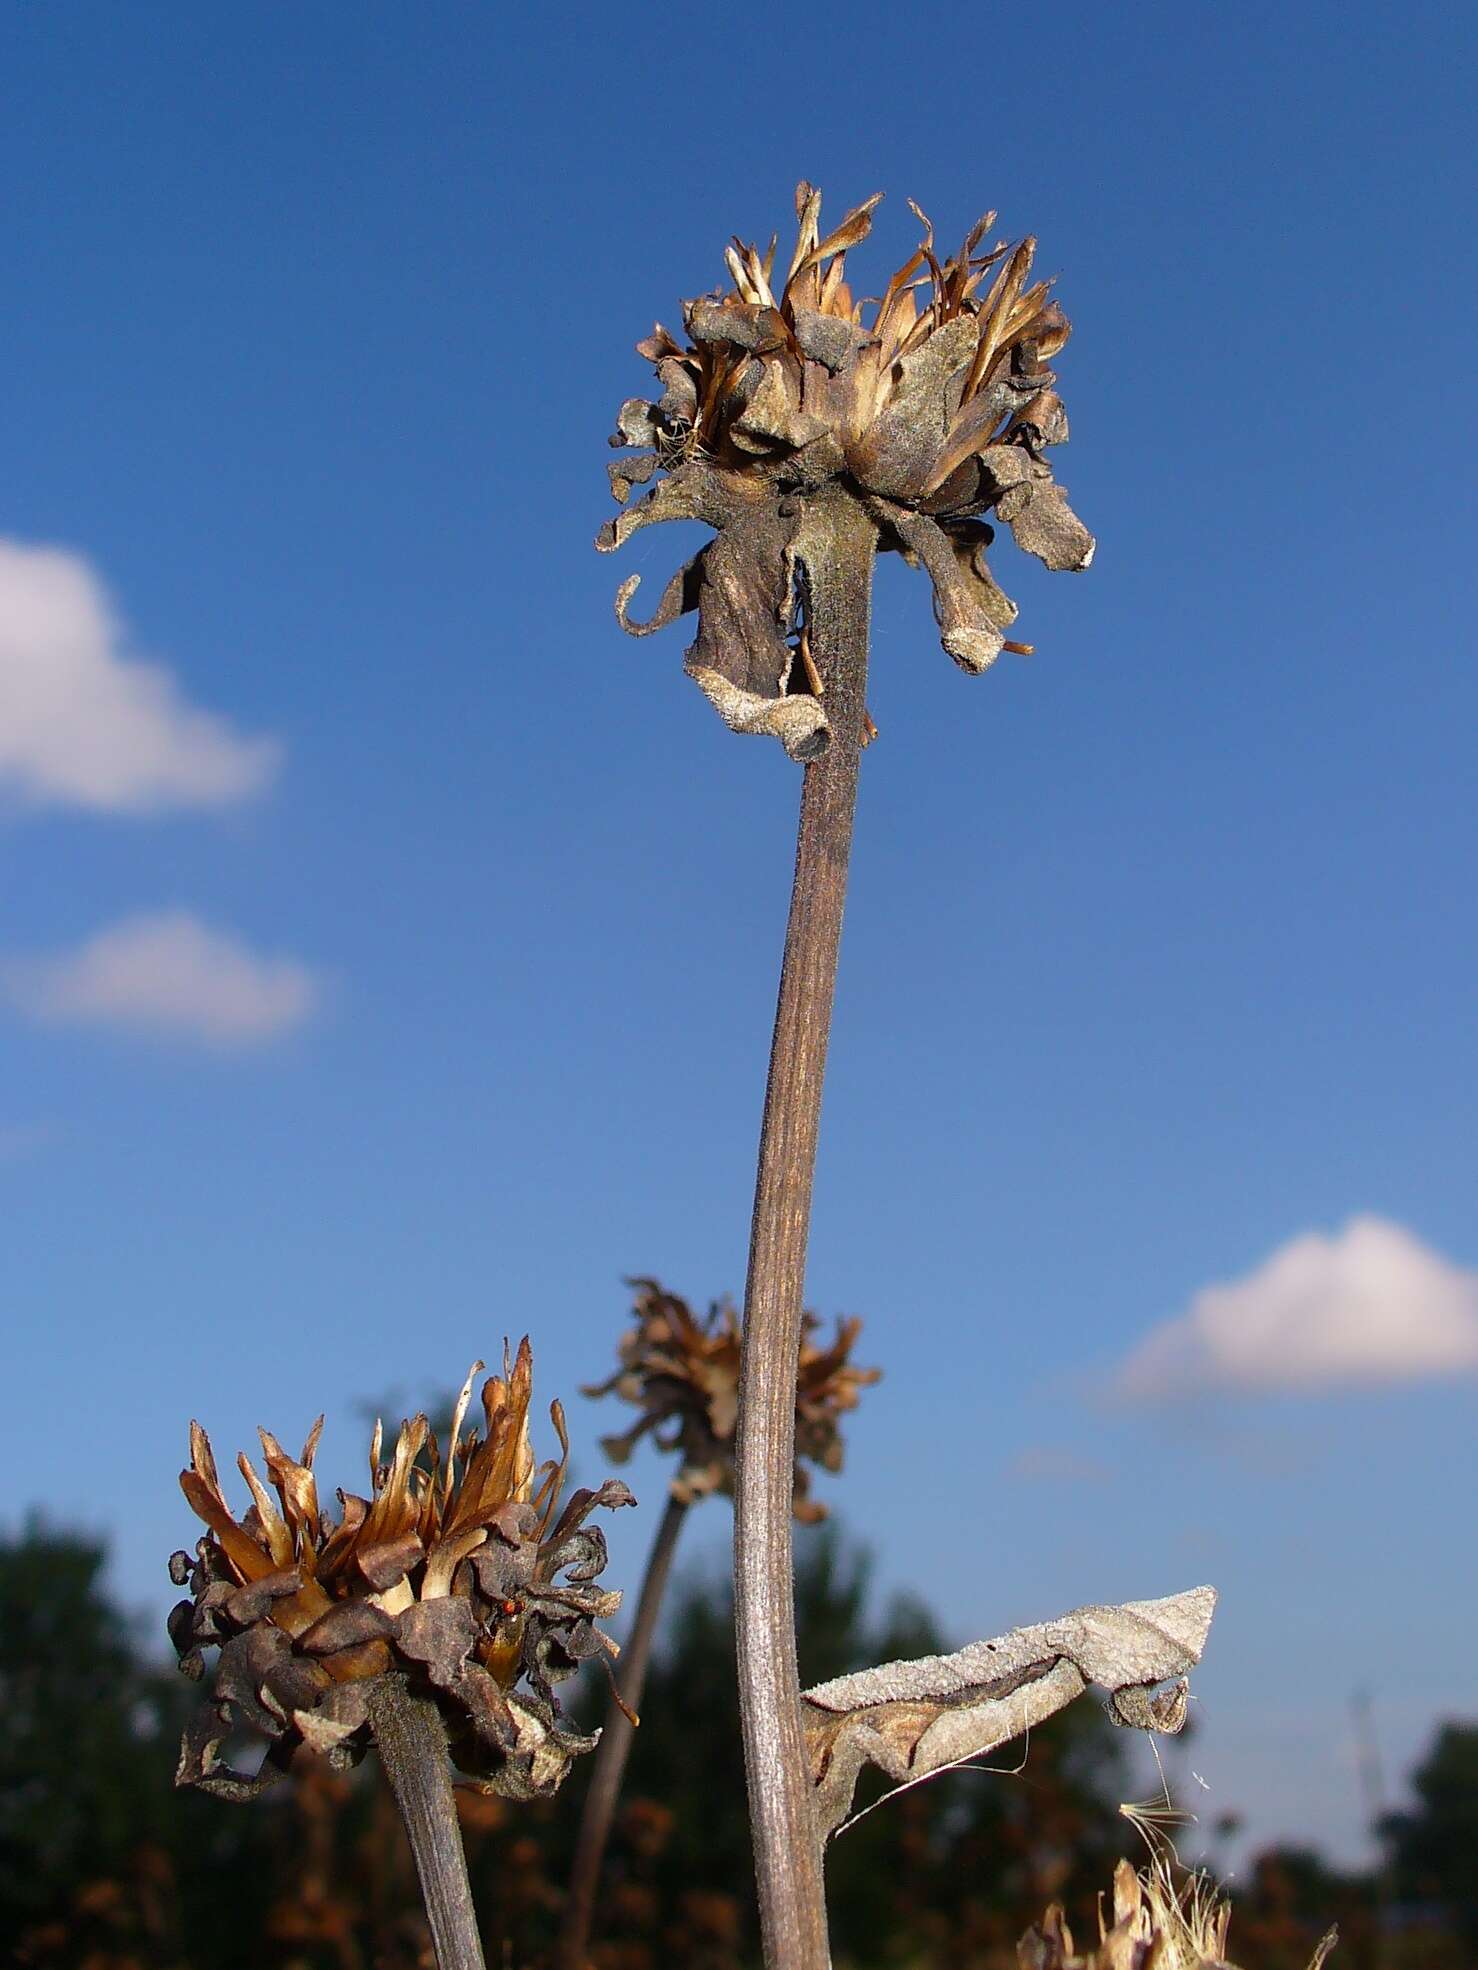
[2,1521,1469,1968]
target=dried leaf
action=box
[297,1600,394,1657]
[222,1567,306,1629]
[687,298,786,354]
[803,1586,1216,1838]
[354,1530,424,1592]
[393,1595,479,1689]
[680,499,833,763]
[610,398,660,449]
[730,358,826,452]
[874,506,1016,673]
[847,315,979,497]
[999,478,1096,572]
[791,307,871,374]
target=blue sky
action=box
[2,0,1475,1871]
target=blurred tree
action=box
[2,1520,280,1968]
[14,1515,1462,1970]
[1383,1723,1478,1945]
[0,1519,159,1920]
[1231,1846,1376,1970]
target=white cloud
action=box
[2,912,318,1047]
[1113,1216,1478,1400]
[0,537,279,812]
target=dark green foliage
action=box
[1384,1723,1478,1943]
[2,1517,1466,1969]
[2,1521,294,1967]
[1230,1846,1376,1970]
[0,1518,160,1918]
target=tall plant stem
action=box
[558,1492,689,1970]
[368,1673,488,1970]
[734,488,877,1970]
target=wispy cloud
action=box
[0,538,279,813]
[1112,1216,1478,1401]
[1009,1445,1111,1483]
[0,1122,58,1163]
[2,912,319,1047]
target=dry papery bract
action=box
[168,1340,633,1804]
[598,181,1094,760]
[801,1587,1217,1839]
[583,1275,880,1522]
[1020,1855,1338,1970]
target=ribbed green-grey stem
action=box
[734,485,877,1970]
[368,1673,488,1970]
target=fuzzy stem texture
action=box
[369,1673,488,1970]
[734,488,877,1970]
[558,1492,689,1970]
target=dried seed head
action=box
[599,184,1094,759]
[1018,1858,1338,1970]
[583,1277,879,1521]
[168,1339,634,1804]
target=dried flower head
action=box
[599,181,1094,760]
[168,1340,634,1803]
[583,1277,879,1522]
[1019,1857,1337,1970]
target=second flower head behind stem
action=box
[168,1338,634,1806]
[556,1278,881,1970]
[584,1275,881,1521]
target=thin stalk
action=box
[368,1673,488,1970]
[558,1492,689,1970]
[734,488,877,1970]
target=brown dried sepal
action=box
[168,1341,634,1804]
[598,183,1094,757]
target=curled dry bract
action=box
[599,183,1094,759]
[801,1586,1217,1838]
[168,1340,634,1804]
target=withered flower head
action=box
[583,1277,879,1523]
[1019,1857,1338,1970]
[599,182,1094,761]
[168,1339,634,1804]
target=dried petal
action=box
[393,1595,479,1689]
[297,1600,393,1657]
[223,1567,305,1628]
[353,1530,424,1593]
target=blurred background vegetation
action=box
[4,1519,1470,1970]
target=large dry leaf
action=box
[803,1586,1216,1838]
